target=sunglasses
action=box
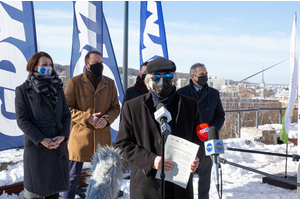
[150,73,174,82]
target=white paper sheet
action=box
[155,135,199,189]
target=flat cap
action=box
[146,57,176,74]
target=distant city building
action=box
[275,87,289,100]
[86,66,292,99]
[177,78,189,89]
[128,76,137,88]
[221,97,282,110]
[208,77,233,90]
[279,99,298,108]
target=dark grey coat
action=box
[177,80,225,132]
[120,86,148,122]
[122,86,148,105]
[15,82,71,197]
[116,91,205,199]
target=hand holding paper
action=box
[153,156,174,172]
[155,135,199,189]
[190,157,199,173]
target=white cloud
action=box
[34,9,73,21]
[106,17,291,84]
[36,24,72,50]
[166,21,223,32]
[33,11,292,84]
[161,22,291,84]
[34,8,73,64]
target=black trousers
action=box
[62,161,83,199]
[45,193,59,199]
[198,156,213,199]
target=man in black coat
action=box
[122,62,148,105]
[177,63,225,199]
[116,57,204,199]
[120,62,148,122]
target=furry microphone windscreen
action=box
[85,145,123,199]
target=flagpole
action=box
[122,1,128,91]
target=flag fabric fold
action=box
[0,1,37,150]
[280,13,298,143]
[139,1,168,67]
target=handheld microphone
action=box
[154,103,172,136]
[196,123,210,141]
[204,126,224,192]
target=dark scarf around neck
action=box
[85,69,102,90]
[150,85,177,108]
[26,72,63,106]
[189,79,207,99]
[134,73,148,93]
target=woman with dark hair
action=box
[15,52,71,199]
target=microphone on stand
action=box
[154,103,172,137]
[154,103,172,199]
[196,123,210,141]
[204,127,224,192]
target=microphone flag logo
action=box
[216,142,224,152]
[196,123,210,141]
[139,1,168,68]
[206,143,213,152]
[70,1,124,142]
[0,1,37,150]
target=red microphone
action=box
[196,123,210,141]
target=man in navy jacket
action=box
[177,63,225,199]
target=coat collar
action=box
[143,91,182,137]
[23,82,31,90]
[143,92,163,138]
[24,82,54,110]
[188,79,208,103]
[81,71,108,93]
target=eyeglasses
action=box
[150,73,174,82]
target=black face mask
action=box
[89,63,103,76]
[196,75,208,86]
[141,74,146,81]
[152,77,173,98]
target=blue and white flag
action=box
[0,1,37,151]
[140,1,168,67]
[70,1,124,142]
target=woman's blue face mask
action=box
[38,66,52,76]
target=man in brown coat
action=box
[63,50,120,199]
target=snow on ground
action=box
[0,124,299,199]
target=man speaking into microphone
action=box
[116,57,205,199]
[178,63,225,199]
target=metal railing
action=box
[225,108,298,138]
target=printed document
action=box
[155,135,199,189]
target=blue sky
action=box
[33,1,300,85]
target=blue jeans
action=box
[63,161,83,199]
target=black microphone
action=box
[208,126,219,140]
[154,103,172,136]
[205,126,224,192]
